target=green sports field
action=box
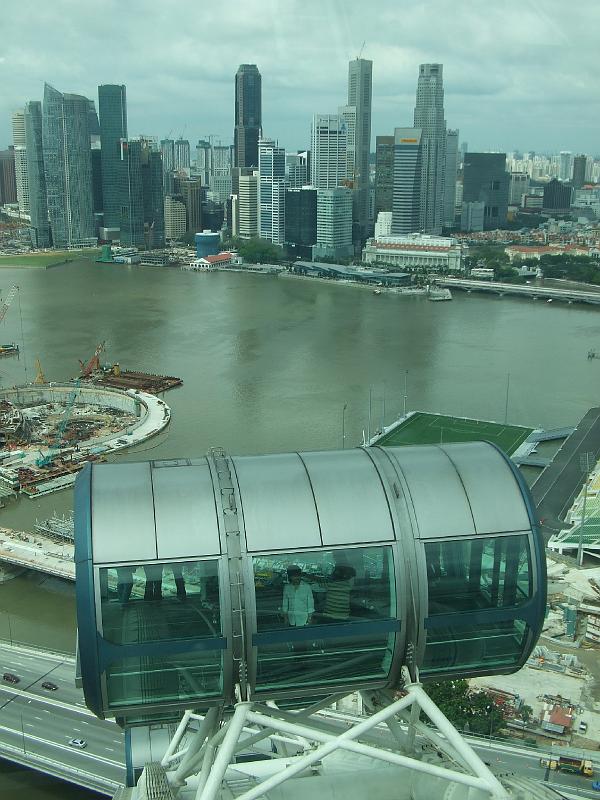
[376,411,533,455]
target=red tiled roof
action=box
[549,706,572,728]
[205,252,233,264]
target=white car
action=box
[68,738,87,749]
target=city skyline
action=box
[1,1,598,155]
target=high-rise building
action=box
[338,105,356,187]
[543,178,572,210]
[24,101,51,247]
[285,187,317,259]
[310,114,348,189]
[12,110,29,214]
[118,139,145,247]
[572,155,586,190]
[559,151,572,182]
[234,64,262,169]
[509,172,529,206]
[175,139,191,171]
[236,172,259,238]
[209,173,232,204]
[98,84,127,231]
[258,138,285,246]
[462,153,509,230]
[177,177,203,233]
[461,201,485,232]
[413,64,446,234]
[42,83,95,248]
[90,146,103,215]
[391,128,423,235]
[196,140,212,186]
[443,129,459,226]
[141,142,165,248]
[374,136,394,217]
[160,138,175,194]
[314,187,353,260]
[212,145,231,174]
[286,151,309,188]
[347,58,372,237]
[164,195,187,240]
[0,148,17,205]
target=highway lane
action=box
[0,641,126,788]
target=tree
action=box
[234,236,284,264]
[425,680,506,738]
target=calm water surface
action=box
[0,261,598,794]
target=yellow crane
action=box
[34,358,46,385]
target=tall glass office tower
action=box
[24,101,50,248]
[258,138,285,246]
[98,84,127,231]
[413,64,446,234]
[347,58,372,238]
[234,64,262,169]
[42,83,95,248]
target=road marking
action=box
[25,723,35,728]
[34,716,43,721]
[105,747,115,752]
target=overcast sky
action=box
[1,0,598,155]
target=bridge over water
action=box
[436,278,600,305]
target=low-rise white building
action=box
[362,233,464,273]
[374,211,393,238]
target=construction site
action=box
[0,384,171,498]
[0,286,181,501]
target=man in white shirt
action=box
[282,566,314,627]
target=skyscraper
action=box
[42,83,95,247]
[347,58,372,238]
[285,187,317,259]
[196,140,212,186]
[310,114,348,189]
[234,64,262,169]
[391,128,423,236]
[258,138,286,246]
[98,84,127,231]
[572,155,586,190]
[286,152,309,188]
[24,101,51,247]
[175,139,191,171]
[0,148,17,205]
[160,138,175,194]
[314,187,353,260]
[559,151,572,182]
[236,172,259,238]
[117,139,145,247]
[443,129,459,226]
[12,110,29,214]
[141,142,165,248]
[462,153,509,230]
[374,135,394,217]
[413,64,446,234]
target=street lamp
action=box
[403,370,408,417]
[342,403,348,450]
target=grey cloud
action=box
[1,0,599,153]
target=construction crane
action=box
[34,358,46,385]
[79,342,105,378]
[36,381,81,468]
[0,284,18,324]
[357,40,366,59]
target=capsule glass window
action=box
[252,546,398,692]
[99,560,221,645]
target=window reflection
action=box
[252,546,398,691]
[100,560,221,645]
[425,535,532,614]
[422,535,532,677]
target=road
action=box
[0,641,125,793]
